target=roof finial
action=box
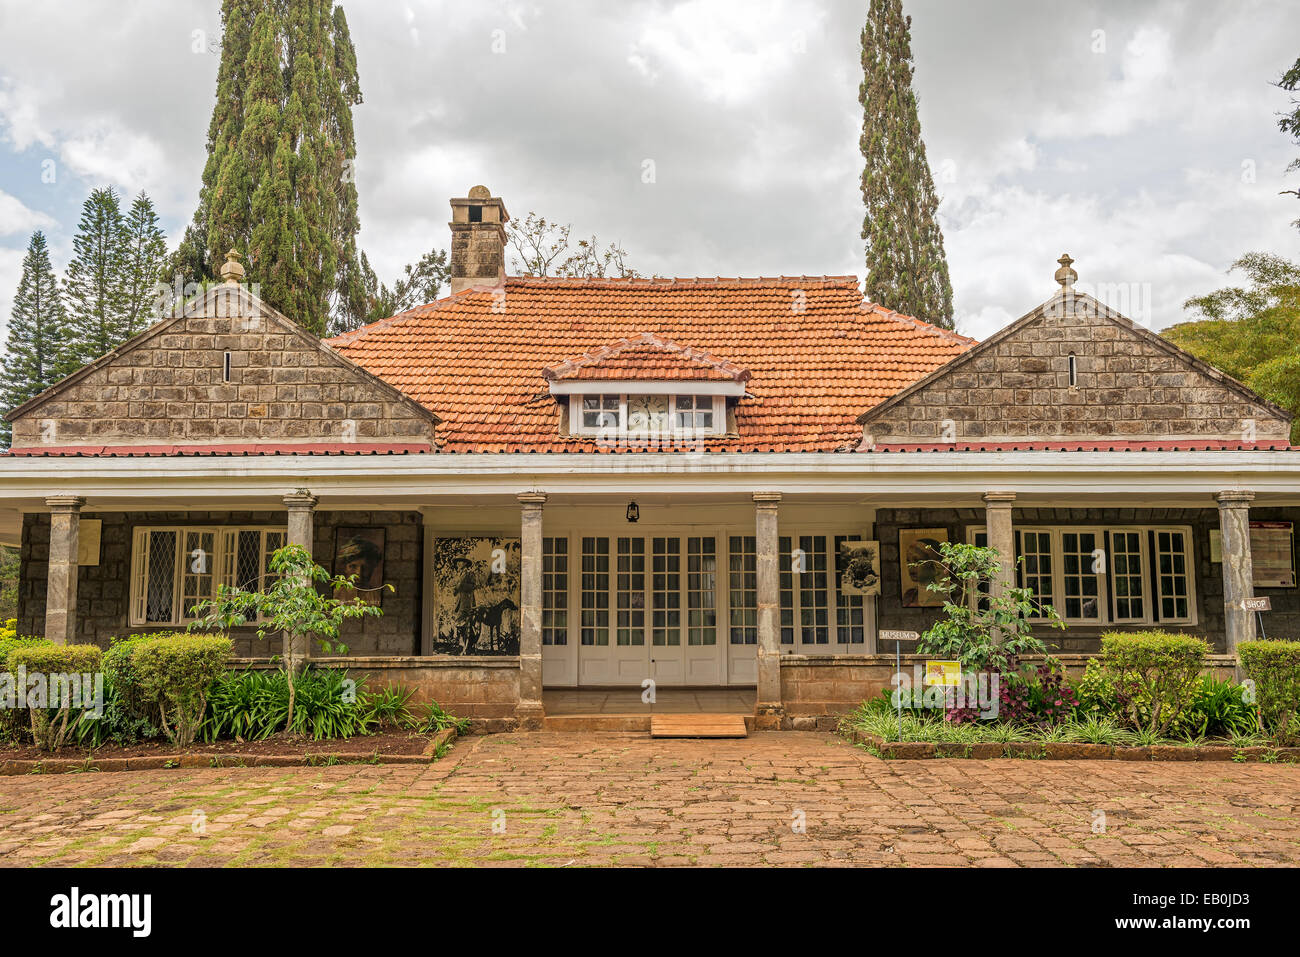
[219,249,245,285]
[1054,253,1077,289]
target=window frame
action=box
[129,525,288,627]
[963,523,1197,627]
[765,532,872,650]
[569,393,726,437]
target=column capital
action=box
[1215,489,1255,506]
[753,491,782,506]
[283,491,318,510]
[517,491,548,507]
[45,495,85,510]
[982,491,1017,505]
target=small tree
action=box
[915,541,1063,675]
[187,544,389,729]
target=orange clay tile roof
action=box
[545,333,749,383]
[326,276,975,453]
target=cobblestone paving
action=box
[0,732,1297,867]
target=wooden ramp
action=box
[650,713,749,738]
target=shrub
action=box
[7,643,103,751]
[1239,639,1300,745]
[1100,631,1208,735]
[102,632,175,723]
[130,635,232,748]
[204,667,377,742]
[998,659,1079,726]
[362,683,415,728]
[1174,675,1258,739]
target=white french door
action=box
[571,533,723,686]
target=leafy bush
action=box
[998,659,1079,726]
[130,635,231,748]
[1239,639,1300,745]
[0,632,50,743]
[1100,631,1208,735]
[1175,675,1258,739]
[363,683,415,727]
[71,672,158,748]
[7,643,103,751]
[204,667,377,742]
[102,632,175,724]
[916,542,1063,675]
[415,699,470,735]
[1075,657,1117,717]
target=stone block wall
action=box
[862,300,1291,443]
[8,311,435,447]
[19,509,424,655]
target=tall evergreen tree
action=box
[63,186,129,368]
[120,191,169,337]
[174,0,365,336]
[1,231,70,446]
[859,0,954,328]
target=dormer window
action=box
[544,333,750,443]
[572,393,725,437]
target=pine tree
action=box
[1,231,69,446]
[120,191,168,338]
[63,186,128,368]
[859,0,954,328]
[175,0,364,336]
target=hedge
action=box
[1100,631,1208,735]
[6,643,104,751]
[1238,639,1300,745]
[129,634,232,748]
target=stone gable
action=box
[6,286,438,448]
[859,292,1292,445]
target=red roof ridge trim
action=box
[861,302,977,346]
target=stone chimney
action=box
[449,185,510,295]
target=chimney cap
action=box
[1054,253,1077,289]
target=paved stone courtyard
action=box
[1,731,1297,867]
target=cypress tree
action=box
[1,231,69,446]
[175,0,364,336]
[63,186,129,368]
[120,191,169,338]
[859,0,954,328]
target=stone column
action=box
[44,495,85,644]
[283,490,318,662]
[516,492,547,729]
[1216,490,1256,655]
[754,492,783,727]
[983,491,1017,601]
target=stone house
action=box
[2,187,1296,729]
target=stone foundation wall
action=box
[232,656,520,729]
[19,510,423,655]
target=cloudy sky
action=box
[0,0,1297,340]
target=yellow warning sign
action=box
[924,661,962,687]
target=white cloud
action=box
[0,189,53,236]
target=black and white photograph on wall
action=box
[432,537,521,655]
[838,539,882,596]
[332,526,386,605]
[899,528,948,608]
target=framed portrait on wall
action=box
[332,527,386,606]
[432,537,522,656]
[899,528,948,607]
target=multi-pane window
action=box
[1156,530,1190,621]
[779,535,795,644]
[798,535,830,644]
[686,536,717,646]
[581,395,620,431]
[833,535,865,644]
[968,524,1195,626]
[542,537,568,646]
[616,537,646,646]
[1060,530,1103,621]
[728,536,757,645]
[1110,530,1145,622]
[130,526,286,626]
[571,394,724,435]
[580,537,609,646]
[674,395,714,431]
[651,537,681,646]
[1016,530,1054,616]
